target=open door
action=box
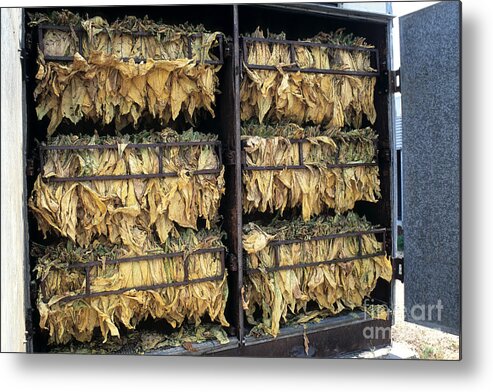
[400,1,461,334]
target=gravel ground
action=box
[391,280,460,360]
[392,321,460,360]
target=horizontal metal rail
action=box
[38,24,224,65]
[39,140,223,182]
[246,228,386,274]
[42,247,225,303]
[241,138,377,171]
[241,35,379,77]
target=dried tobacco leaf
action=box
[242,123,380,217]
[35,52,221,135]
[242,213,392,337]
[29,128,225,249]
[29,11,223,63]
[29,12,224,134]
[35,228,229,345]
[49,323,229,354]
[241,28,377,128]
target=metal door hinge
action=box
[390,69,401,93]
[393,257,404,282]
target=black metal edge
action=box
[144,337,240,356]
[243,310,375,346]
[383,16,398,326]
[232,4,245,345]
[22,8,35,353]
[253,3,394,23]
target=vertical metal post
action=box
[232,4,244,346]
[158,146,163,175]
[289,43,296,65]
[297,140,304,166]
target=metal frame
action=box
[246,228,386,274]
[39,140,223,182]
[241,35,379,77]
[241,138,378,171]
[42,247,226,303]
[38,24,224,65]
[25,4,396,356]
[38,24,83,61]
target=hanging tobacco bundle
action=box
[240,28,377,128]
[242,213,392,337]
[29,11,224,135]
[242,122,380,218]
[35,228,229,345]
[29,128,225,250]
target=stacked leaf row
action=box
[29,11,228,345]
[240,28,392,336]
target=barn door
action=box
[399,1,461,334]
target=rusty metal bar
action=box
[246,229,387,274]
[217,34,224,64]
[241,35,379,76]
[248,252,386,274]
[68,247,224,270]
[40,140,221,151]
[61,275,225,303]
[38,25,224,65]
[245,64,377,77]
[49,247,225,303]
[297,140,304,166]
[273,245,280,268]
[271,228,386,246]
[242,35,379,52]
[243,163,378,171]
[44,170,222,183]
[242,138,377,171]
[187,35,193,59]
[289,43,296,64]
[39,141,223,182]
[158,146,163,175]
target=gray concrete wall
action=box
[1,8,28,352]
[400,1,461,334]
